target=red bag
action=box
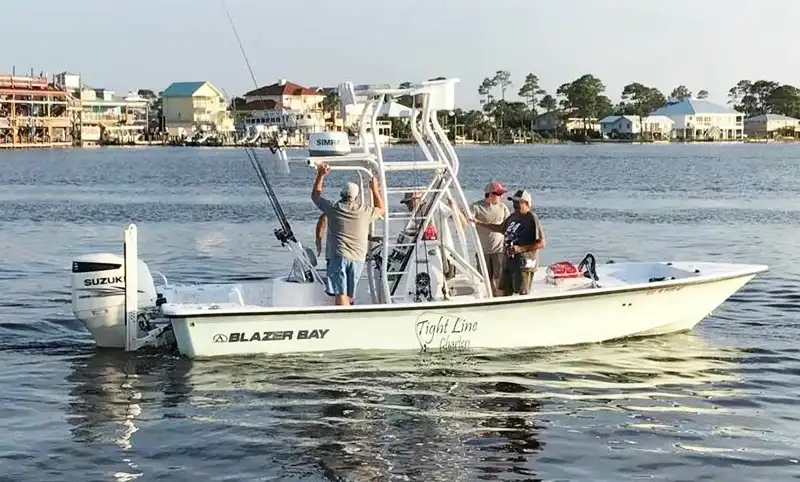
[546,261,582,279]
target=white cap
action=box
[341,182,359,200]
[508,189,533,205]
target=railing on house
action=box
[0,75,49,90]
[703,125,720,140]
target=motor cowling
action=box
[71,253,158,348]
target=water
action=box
[0,144,798,481]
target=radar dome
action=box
[308,132,351,157]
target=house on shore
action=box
[0,72,73,148]
[161,81,234,139]
[238,79,326,136]
[54,72,150,146]
[650,99,743,140]
[532,110,601,137]
[598,115,674,140]
[744,113,800,139]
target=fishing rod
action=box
[222,0,295,245]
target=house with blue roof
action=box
[743,113,800,139]
[649,99,744,141]
[161,80,234,137]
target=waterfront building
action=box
[0,72,73,149]
[237,79,326,144]
[599,114,674,140]
[160,81,234,141]
[236,79,325,141]
[744,113,800,139]
[53,72,151,146]
[532,110,601,136]
[650,99,744,140]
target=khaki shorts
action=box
[477,252,505,281]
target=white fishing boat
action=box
[70,78,767,359]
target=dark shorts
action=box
[498,257,535,296]
[477,252,505,281]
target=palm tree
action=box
[322,91,341,130]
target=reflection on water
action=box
[57,331,752,480]
[64,351,191,481]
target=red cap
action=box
[484,180,507,195]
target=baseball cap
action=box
[484,180,507,195]
[341,182,359,200]
[508,189,532,205]
[399,191,421,204]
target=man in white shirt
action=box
[455,180,510,296]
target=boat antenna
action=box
[222,0,295,245]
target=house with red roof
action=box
[242,78,324,109]
[237,79,326,135]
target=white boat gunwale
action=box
[159,263,767,319]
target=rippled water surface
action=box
[0,144,798,481]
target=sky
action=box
[2,0,799,110]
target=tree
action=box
[536,93,559,139]
[728,80,758,114]
[491,70,512,133]
[518,73,546,134]
[670,85,692,101]
[750,80,780,108]
[539,94,557,113]
[620,82,666,139]
[500,101,533,131]
[556,74,612,137]
[697,90,709,99]
[229,97,247,110]
[478,77,495,109]
[457,108,493,142]
[476,72,512,141]
[322,91,341,129]
[727,81,800,118]
[134,89,163,134]
[493,70,512,101]
[765,84,800,118]
[728,80,797,116]
[724,79,800,118]
[137,89,157,100]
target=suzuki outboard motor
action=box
[71,253,158,348]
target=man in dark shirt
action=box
[471,189,545,296]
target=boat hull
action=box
[168,272,758,359]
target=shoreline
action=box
[0,138,795,151]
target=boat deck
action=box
[157,261,767,317]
